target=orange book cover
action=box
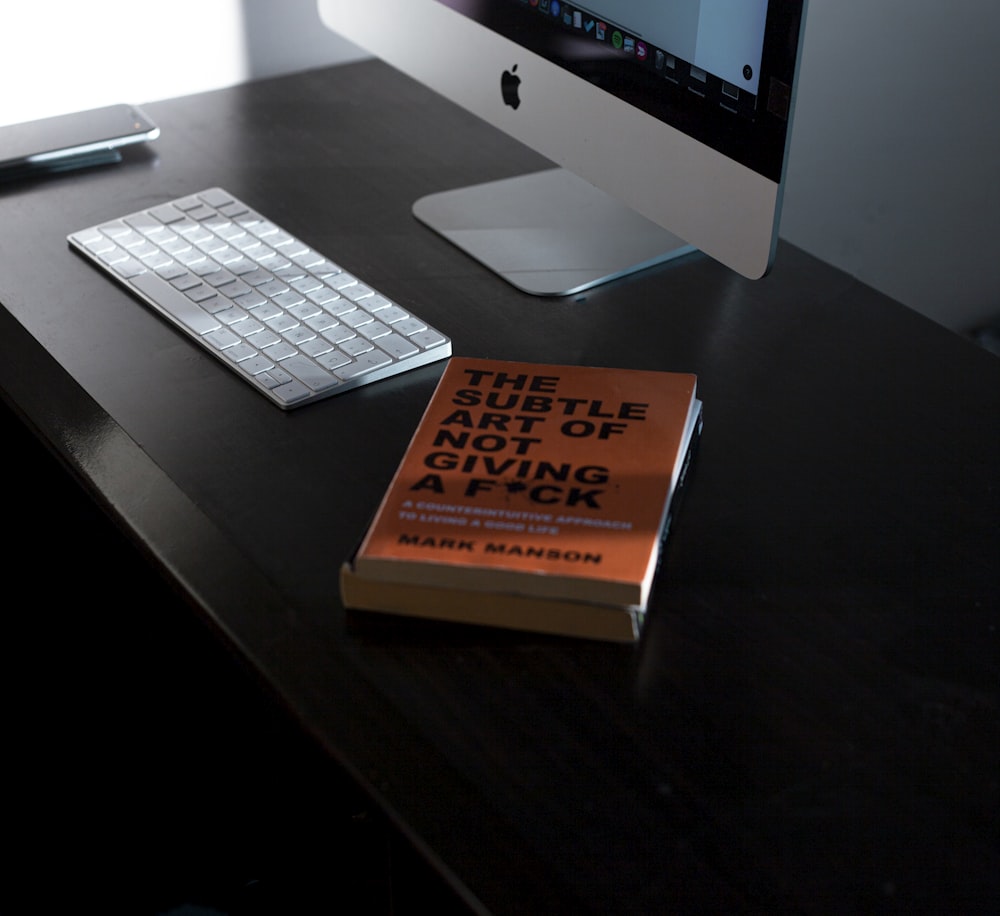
[345,357,700,616]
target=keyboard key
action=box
[199,188,234,208]
[272,379,313,405]
[281,355,339,391]
[378,333,420,359]
[336,349,392,379]
[412,328,449,349]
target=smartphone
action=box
[0,103,159,178]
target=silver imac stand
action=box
[412,167,695,297]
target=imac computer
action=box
[318,0,808,296]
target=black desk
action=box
[1,61,997,913]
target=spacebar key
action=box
[130,271,222,335]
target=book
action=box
[341,357,701,641]
[341,573,646,642]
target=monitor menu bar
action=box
[519,0,760,120]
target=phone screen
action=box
[0,104,159,171]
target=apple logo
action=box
[501,64,521,109]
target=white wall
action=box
[781,0,1000,332]
[240,0,367,80]
[1,1,250,126]
[3,1,997,332]
[0,0,364,126]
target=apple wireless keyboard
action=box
[68,188,451,408]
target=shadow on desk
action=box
[1,403,470,916]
